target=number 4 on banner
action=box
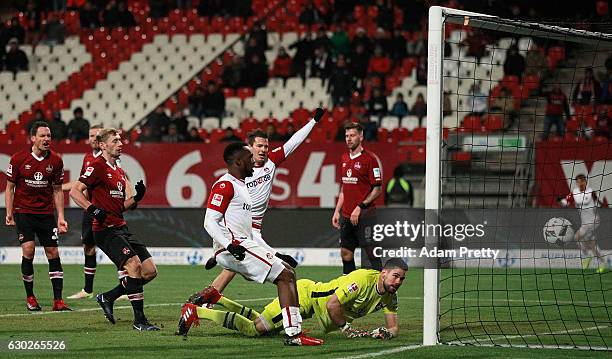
[297,152,339,207]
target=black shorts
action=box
[93,226,152,269]
[81,211,95,246]
[14,213,58,247]
[340,212,377,251]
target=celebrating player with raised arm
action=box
[70,128,159,331]
[181,258,406,340]
[5,121,70,311]
[200,108,325,293]
[559,174,608,272]
[176,142,323,346]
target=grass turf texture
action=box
[0,264,609,358]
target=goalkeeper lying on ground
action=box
[176,258,407,340]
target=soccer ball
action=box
[543,217,575,245]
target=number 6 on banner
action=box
[297,152,339,207]
[166,150,206,207]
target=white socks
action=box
[282,306,302,337]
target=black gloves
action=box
[204,257,218,270]
[227,242,246,261]
[87,205,107,224]
[313,108,325,122]
[275,252,299,268]
[133,180,146,202]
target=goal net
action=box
[425,6,612,350]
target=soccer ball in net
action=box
[543,217,575,245]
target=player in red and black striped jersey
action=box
[332,122,383,274]
[5,121,71,311]
[70,128,159,331]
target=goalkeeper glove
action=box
[340,323,369,338]
[313,108,325,122]
[369,327,394,340]
[227,241,246,261]
[275,252,298,268]
[87,205,107,224]
[133,180,146,202]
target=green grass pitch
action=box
[0,264,610,358]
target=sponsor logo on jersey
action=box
[354,162,361,170]
[246,174,272,188]
[211,193,223,207]
[373,168,381,179]
[46,165,53,173]
[34,172,43,181]
[348,282,359,293]
[243,203,251,211]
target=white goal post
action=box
[424,5,612,347]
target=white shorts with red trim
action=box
[216,240,285,284]
[252,228,276,255]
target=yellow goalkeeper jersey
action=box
[305,269,398,333]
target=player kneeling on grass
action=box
[179,258,406,341]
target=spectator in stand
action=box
[79,1,101,29]
[282,123,296,141]
[311,46,332,80]
[289,32,314,82]
[351,27,372,55]
[67,107,91,142]
[407,32,425,58]
[49,111,67,141]
[375,0,395,31]
[149,0,170,19]
[244,37,265,67]
[161,124,185,143]
[489,87,517,130]
[271,47,292,83]
[24,0,42,45]
[350,91,368,119]
[145,106,171,141]
[188,87,205,118]
[313,27,331,52]
[103,0,119,27]
[467,83,488,116]
[350,43,370,80]
[606,53,612,73]
[461,29,488,63]
[220,127,242,142]
[385,166,414,207]
[541,85,570,140]
[222,56,245,89]
[299,1,322,26]
[389,29,408,63]
[372,28,390,56]
[411,93,427,125]
[4,38,29,74]
[600,67,612,104]
[185,127,203,142]
[443,91,453,117]
[137,125,158,143]
[116,1,136,28]
[2,17,26,45]
[41,13,66,46]
[503,45,526,79]
[367,87,389,118]
[170,110,188,136]
[524,43,548,80]
[329,27,350,57]
[594,110,611,139]
[27,109,48,134]
[249,22,268,54]
[202,81,225,118]
[243,54,268,89]
[328,54,354,106]
[573,67,601,105]
[367,45,392,79]
[390,93,409,118]
[266,123,284,141]
[416,55,427,85]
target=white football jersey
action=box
[205,173,253,251]
[564,186,600,225]
[246,119,316,229]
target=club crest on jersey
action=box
[122,247,131,255]
[348,282,359,293]
[354,162,361,170]
[375,302,384,311]
[266,252,273,260]
[117,181,123,191]
[34,172,43,181]
[346,169,352,177]
[264,167,270,173]
[46,165,53,173]
[211,194,223,206]
[18,233,24,242]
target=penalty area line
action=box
[0,297,276,318]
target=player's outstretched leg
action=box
[45,247,71,311]
[175,304,260,337]
[188,286,261,321]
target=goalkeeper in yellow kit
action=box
[176,258,407,340]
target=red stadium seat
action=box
[237,87,255,101]
[462,115,482,130]
[483,114,503,131]
[391,128,410,142]
[411,127,426,142]
[377,128,389,142]
[411,147,426,163]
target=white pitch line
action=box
[339,345,423,359]
[0,297,276,318]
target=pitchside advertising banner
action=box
[0,142,400,208]
[0,208,609,268]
